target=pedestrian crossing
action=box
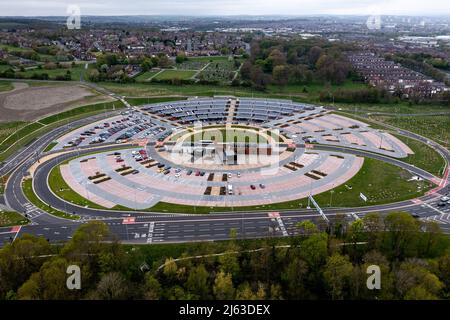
[22,203,44,219]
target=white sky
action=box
[0,0,449,16]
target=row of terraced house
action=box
[347,52,448,98]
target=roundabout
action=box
[1,96,449,245]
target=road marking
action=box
[268,212,288,236]
[122,217,136,225]
[12,226,22,241]
[146,222,155,243]
[425,204,447,215]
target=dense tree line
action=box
[239,38,355,90]
[0,212,449,300]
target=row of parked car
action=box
[64,117,132,148]
[115,122,166,143]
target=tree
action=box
[213,272,235,300]
[250,66,271,91]
[308,46,323,66]
[218,251,240,279]
[92,272,129,300]
[163,257,178,282]
[141,58,153,71]
[240,61,252,80]
[272,65,289,86]
[300,232,328,269]
[323,253,354,300]
[281,257,309,299]
[176,53,187,64]
[17,257,77,300]
[0,234,52,298]
[383,212,421,261]
[395,259,443,299]
[144,274,161,300]
[296,220,319,236]
[186,265,210,299]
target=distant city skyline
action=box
[0,0,449,17]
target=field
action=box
[371,115,450,150]
[0,211,29,227]
[0,100,125,162]
[0,122,44,153]
[0,44,58,62]
[0,81,13,92]
[99,80,367,101]
[13,64,85,81]
[0,83,114,122]
[153,69,197,81]
[0,121,27,143]
[395,134,447,177]
[334,111,447,177]
[182,128,270,144]
[134,71,159,82]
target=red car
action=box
[250,185,256,190]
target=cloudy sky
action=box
[0,0,449,16]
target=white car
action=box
[441,196,450,202]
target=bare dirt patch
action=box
[0,84,114,122]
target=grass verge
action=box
[48,165,107,210]
[22,178,79,220]
[0,211,29,227]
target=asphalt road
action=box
[1,99,449,246]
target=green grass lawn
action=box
[39,100,125,125]
[0,121,27,143]
[0,122,45,153]
[134,71,159,82]
[0,44,58,62]
[154,69,197,81]
[0,211,29,227]
[394,134,447,177]
[0,100,125,162]
[43,141,58,152]
[14,64,84,81]
[335,102,450,114]
[99,80,370,102]
[0,80,13,92]
[371,115,450,150]
[99,82,273,98]
[22,178,79,220]
[48,166,106,210]
[126,97,187,106]
[181,128,270,144]
[333,111,447,177]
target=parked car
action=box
[250,185,256,190]
[259,184,266,189]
